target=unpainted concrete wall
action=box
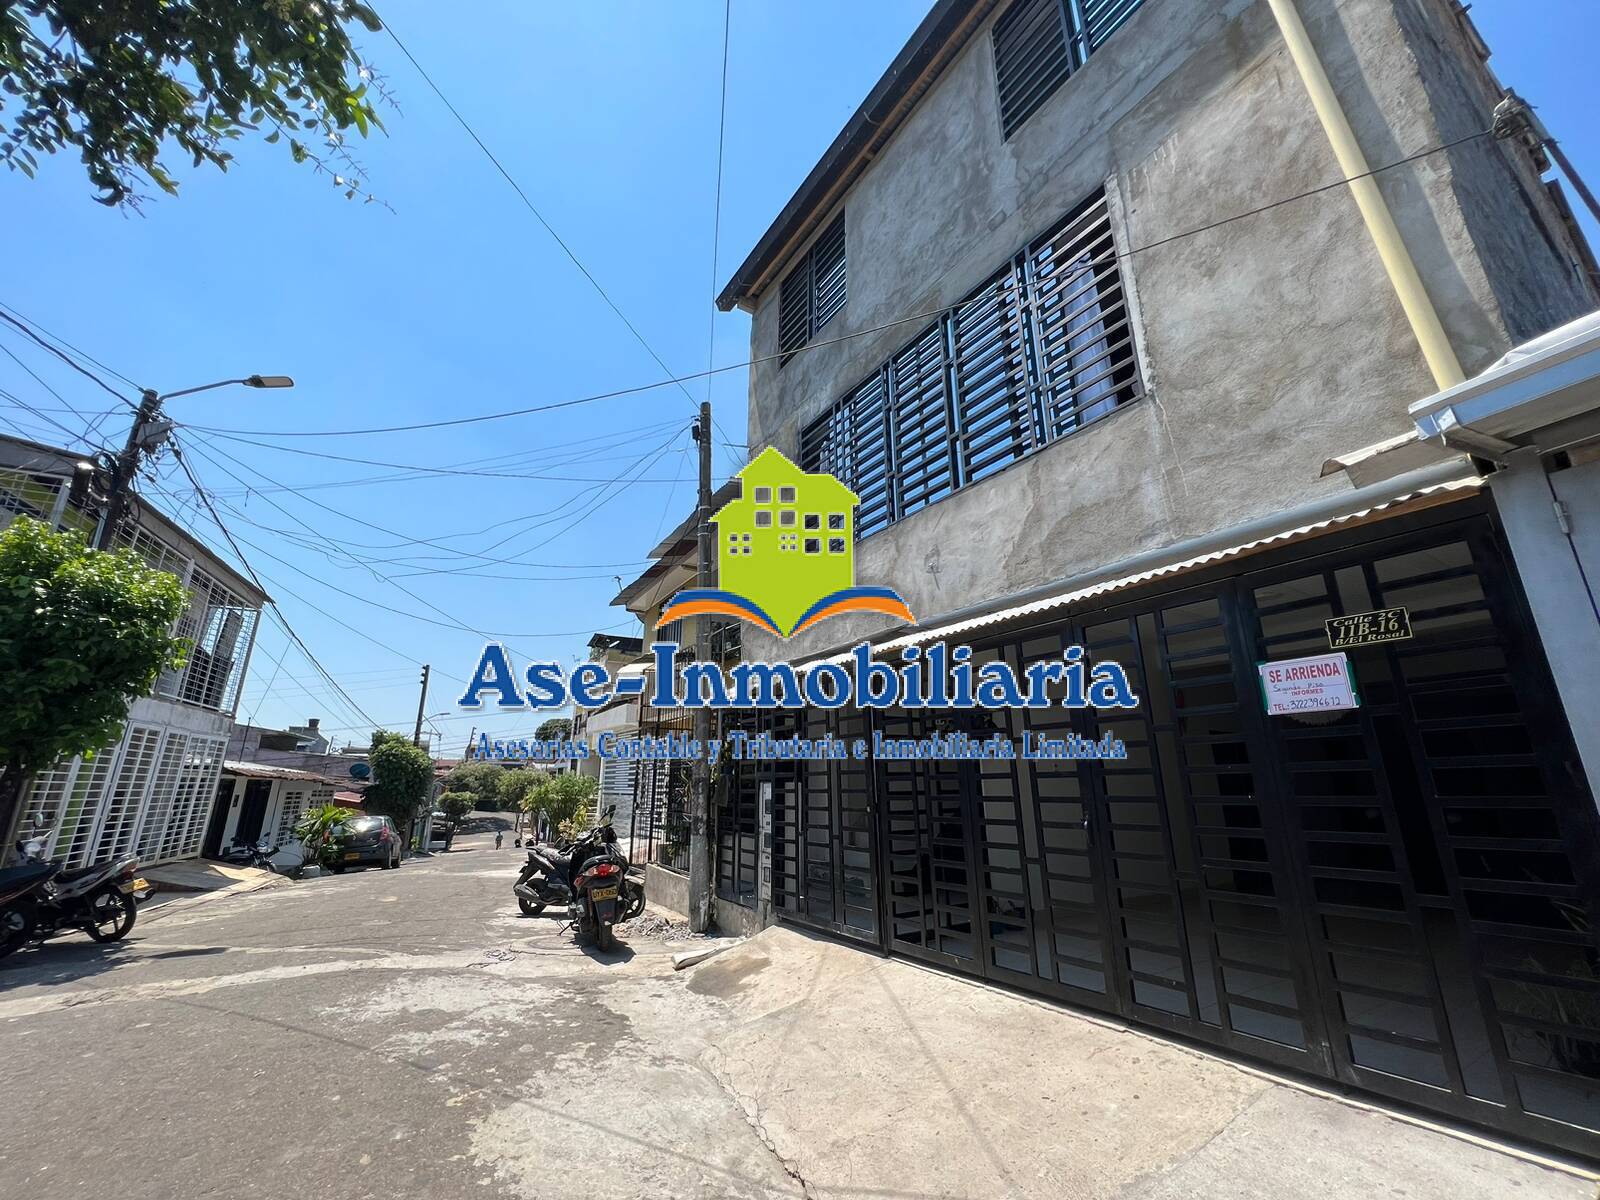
[740,0,1597,662]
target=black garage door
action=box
[759,503,1600,1156]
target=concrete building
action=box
[712,0,1600,1156]
[2,434,267,869]
[207,761,344,859]
[569,633,646,827]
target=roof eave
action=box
[715,0,990,312]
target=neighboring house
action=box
[711,0,1600,1155]
[207,762,341,858]
[569,633,646,832]
[3,434,268,870]
[227,722,371,786]
[611,502,742,897]
[287,717,331,754]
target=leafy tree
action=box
[0,518,187,844]
[437,790,475,824]
[445,760,504,809]
[534,716,573,741]
[1,1,387,206]
[498,768,542,815]
[525,772,597,836]
[361,730,432,834]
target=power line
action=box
[0,380,97,448]
[185,127,1493,441]
[376,9,701,409]
[166,444,385,730]
[184,425,681,571]
[175,432,658,646]
[0,308,138,409]
[707,0,737,477]
[195,427,694,483]
[0,299,144,391]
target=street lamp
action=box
[94,374,295,549]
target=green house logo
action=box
[659,447,913,639]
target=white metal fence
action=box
[23,723,228,868]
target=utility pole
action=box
[95,389,164,550]
[689,402,714,933]
[412,664,431,746]
[92,375,293,551]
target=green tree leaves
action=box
[361,729,432,828]
[0,2,387,206]
[0,517,188,833]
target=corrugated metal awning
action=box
[811,475,1481,665]
[222,760,342,786]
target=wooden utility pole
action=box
[689,403,714,933]
[412,664,431,746]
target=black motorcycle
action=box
[220,837,281,872]
[0,834,143,959]
[513,805,642,950]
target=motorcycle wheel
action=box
[0,904,35,959]
[85,886,137,943]
[593,922,617,952]
[518,896,545,917]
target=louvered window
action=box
[799,189,1140,540]
[992,0,1148,140]
[777,213,847,366]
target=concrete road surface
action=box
[1,832,1593,1199]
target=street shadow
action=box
[0,940,226,988]
[579,938,635,965]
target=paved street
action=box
[1,833,1595,1200]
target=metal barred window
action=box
[952,259,1035,483]
[992,0,1149,140]
[799,189,1141,540]
[777,212,847,366]
[1026,191,1139,438]
[888,322,956,518]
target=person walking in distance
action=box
[494,829,504,850]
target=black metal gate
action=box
[763,501,1600,1156]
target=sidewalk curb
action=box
[140,874,292,924]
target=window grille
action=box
[992,0,1149,139]
[275,789,309,848]
[800,189,1140,539]
[777,213,848,365]
[155,566,259,714]
[993,0,1073,138]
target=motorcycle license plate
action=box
[590,885,619,902]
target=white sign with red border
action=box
[1258,652,1358,716]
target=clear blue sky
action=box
[1,0,1594,755]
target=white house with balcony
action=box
[2,433,267,869]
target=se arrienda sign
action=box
[1258,652,1358,716]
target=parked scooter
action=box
[221,837,281,873]
[0,834,143,959]
[512,805,643,950]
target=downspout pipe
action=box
[1265,0,1466,390]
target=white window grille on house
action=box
[275,788,310,847]
[135,732,191,862]
[154,565,258,714]
[160,735,226,863]
[112,518,190,578]
[92,724,162,865]
[24,726,227,868]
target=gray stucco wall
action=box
[738,0,1597,662]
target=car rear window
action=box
[347,816,383,832]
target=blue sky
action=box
[1,0,1595,755]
